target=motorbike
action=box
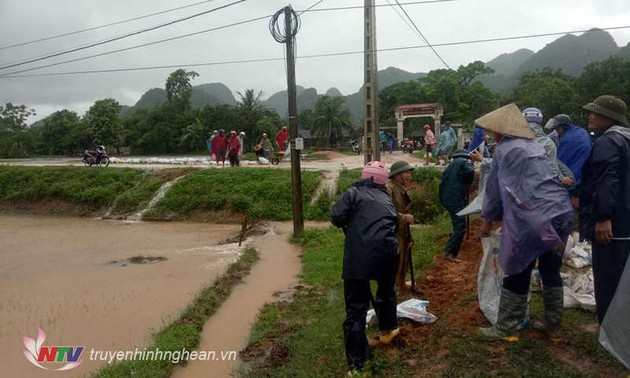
[350,139,361,155]
[83,146,110,167]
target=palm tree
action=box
[236,89,264,111]
[311,96,352,147]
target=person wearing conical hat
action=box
[475,103,574,340]
[578,95,630,334]
[439,149,475,263]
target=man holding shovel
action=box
[387,161,416,294]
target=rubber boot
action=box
[479,288,528,340]
[533,286,563,339]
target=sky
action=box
[1,0,630,124]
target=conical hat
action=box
[475,103,534,139]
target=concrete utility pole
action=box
[363,0,380,163]
[271,6,303,237]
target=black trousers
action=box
[444,205,466,257]
[503,250,563,295]
[343,277,397,370]
[592,239,630,324]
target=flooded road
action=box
[0,215,242,378]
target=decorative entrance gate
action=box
[393,103,444,142]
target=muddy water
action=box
[172,222,302,378]
[0,215,242,378]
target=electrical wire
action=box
[0,14,270,78]
[4,25,629,79]
[295,0,458,12]
[297,0,325,16]
[385,0,423,41]
[269,6,300,43]
[0,0,221,51]
[393,0,450,69]
[0,0,454,51]
[0,0,247,72]
[0,0,447,75]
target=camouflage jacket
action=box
[387,181,413,251]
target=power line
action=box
[0,0,452,65]
[0,0,222,51]
[297,0,458,12]
[385,0,426,44]
[4,25,629,79]
[0,14,270,78]
[0,0,451,75]
[0,0,247,72]
[393,0,451,69]
[0,0,329,79]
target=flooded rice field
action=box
[0,215,242,377]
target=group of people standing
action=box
[422,122,458,166]
[206,126,291,166]
[206,129,244,167]
[331,94,630,374]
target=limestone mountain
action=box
[515,28,618,78]
[123,83,236,116]
[122,29,625,123]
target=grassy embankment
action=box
[240,169,627,377]
[0,166,329,221]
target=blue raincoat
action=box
[556,124,592,185]
[438,127,457,153]
[482,137,574,275]
[468,126,485,152]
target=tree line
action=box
[2,56,630,158]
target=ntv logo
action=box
[23,329,83,371]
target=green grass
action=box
[147,168,322,221]
[92,247,259,378]
[0,166,326,221]
[0,166,165,215]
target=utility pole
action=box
[271,6,303,237]
[363,0,380,163]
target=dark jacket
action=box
[579,126,630,240]
[331,179,399,280]
[439,157,474,209]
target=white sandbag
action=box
[560,269,596,312]
[478,232,504,325]
[563,241,592,268]
[478,231,529,327]
[600,257,630,369]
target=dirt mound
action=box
[401,219,486,345]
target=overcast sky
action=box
[1,0,629,123]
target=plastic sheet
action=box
[599,257,630,369]
[365,298,437,325]
[478,230,529,328]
